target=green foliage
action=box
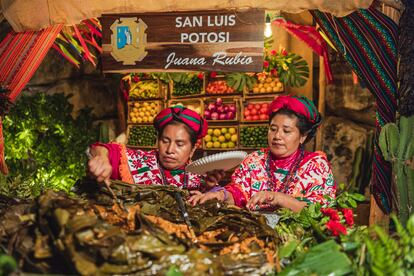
[225,73,257,92]
[1,93,98,197]
[0,254,17,276]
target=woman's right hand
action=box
[87,151,112,184]
[187,190,226,206]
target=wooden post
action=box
[369,194,390,231]
[315,56,326,151]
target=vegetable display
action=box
[204,98,237,121]
[204,127,238,149]
[129,80,160,99]
[128,126,157,147]
[243,101,270,121]
[129,101,162,123]
[240,126,268,148]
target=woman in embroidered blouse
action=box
[189,95,336,212]
[88,106,224,190]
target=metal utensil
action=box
[174,191,197,241]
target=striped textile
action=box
[311,7,398,212]
[0,25,63,102]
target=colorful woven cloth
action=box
[311,6,398,212]
[154,106,208,139]
[0,25,63,102]
[269,95,322,125]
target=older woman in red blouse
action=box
[189,95,336,212]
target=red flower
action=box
[210,71,217,78]
[132,75,140,83]
[197,72,204,79]
[342,208,354,227]
[270,69,278,76]
[263,61,269,68]
[326,219,347,236]
[281,48,288,56]
[321,208,340,221]
[270,50,277,56]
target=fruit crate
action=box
[126,125,158,148]
[240,97,273,123]
[203,125,239,150]
[169,73,205,99]
[167,98,204,116]
[244,72,284,98]
[205,74,242,96]
[239,124,269,149]
[129,78,166,101]
[203,96,240,124]
[128,100,164,124]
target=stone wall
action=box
[322,53,375,193]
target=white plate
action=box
[185,151,248,175]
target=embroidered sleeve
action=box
[294,153,336,205]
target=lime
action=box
[221,128,228,134]
[228,141,235,148]
[212,136,218,142]
[224,133,231,140]
[221,143,228,149]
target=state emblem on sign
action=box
[110,17,148,65]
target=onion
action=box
[228,105,236,113]
[216,106,225,114]
[226,111,235,120]
[216,97,223,106]
[207,103,216,111]
[224,106,229,112]
[211,112,219,120]
[219,113,227,120]
[204,110,211,119]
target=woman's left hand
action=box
[247,191,279,211]
[187,190,225,206]
[203,169,226,189]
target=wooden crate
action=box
[203,125,239,151]
[126,124,158,148]
[129,78,166,101]
[203,96,240,124]
[128,100,164,124]
[205,74,243,96]
[169,73,205,99]
[167,98,204,116]
[240,97,273,124]
[239,123,269,149]
[244,73,284,98]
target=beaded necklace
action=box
[265,146,304,193]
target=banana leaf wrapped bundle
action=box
[0,179,280,275]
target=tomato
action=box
[254,104,261,110]
[246,115,253,121]
[244,110,251,117]
[252,115,260,121]
[261,103,269,109]
[250,109,258,115]
[247,104,254,110]
[259,114,267,120]
[259,107,268,115]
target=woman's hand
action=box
[187,190,226,206]
[247,191,279,211]
[203,170,226,189]
[87,147,112,185]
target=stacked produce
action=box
[250,74,283,94]
[129,101,161,123]
[129,80,160,99]
[170,101,202,114]
[172,78,203,97]
[240,125,268,148]
[128,125,157,147]
[206,80,235,94]
[204,127,238,149]
[243,102,270,121]
[204,98,237,121]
